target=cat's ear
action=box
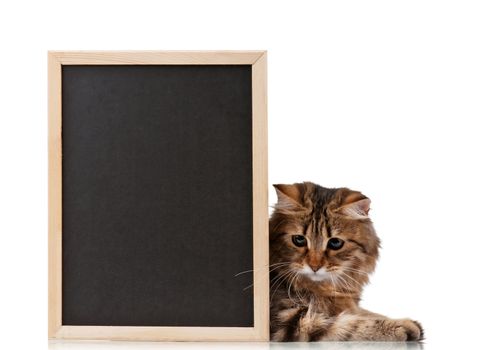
[273,184,304,211]
[336,190,371,219]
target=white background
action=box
[1,1,480,349]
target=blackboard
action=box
[48,51,268,341]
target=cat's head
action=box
[269,182,380,293]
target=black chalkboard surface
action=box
[61,65,254,327]
[49,51,268,341]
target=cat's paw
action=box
[392,319,424,341]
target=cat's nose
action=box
[309,264,322,272]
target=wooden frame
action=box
[48,51,268,341]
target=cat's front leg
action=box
[271,306,423,342]
[322,312,424,341]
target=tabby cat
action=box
[269,182,423,341]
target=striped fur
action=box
[269,182,423,342]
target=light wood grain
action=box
[251,51,269,341]
[49,50,265,65]
[55,326,262,341]
[48,50,269,341]
[48,52,63,338]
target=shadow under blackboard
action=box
[49,340,424,350]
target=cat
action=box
[269,182,423,341]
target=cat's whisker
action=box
[269,274,289,293]
[339,271,364,289]
[286,271,298,305]
[337,273,361,293]
[342,266,368,272]
[331,274,343,291]
[243,264,289,290]
[293,282,301,304]
[342,266,370,276]
[294,274,304,304]
[241,263,292,290]
[328,272,336,292]
[328,267,368,292]
[289,271,300,306]
[335,274,354,292]
[271,269,295,294]
[234,262,291,277]
[270,265,294,283]
[270,275,289,303]
[337,275,351,291]
[268,268,293,293]
[270,269,297,303]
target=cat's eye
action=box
[327,238,344,250]
[292,235,307,247]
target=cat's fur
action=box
[269,182,423,341]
